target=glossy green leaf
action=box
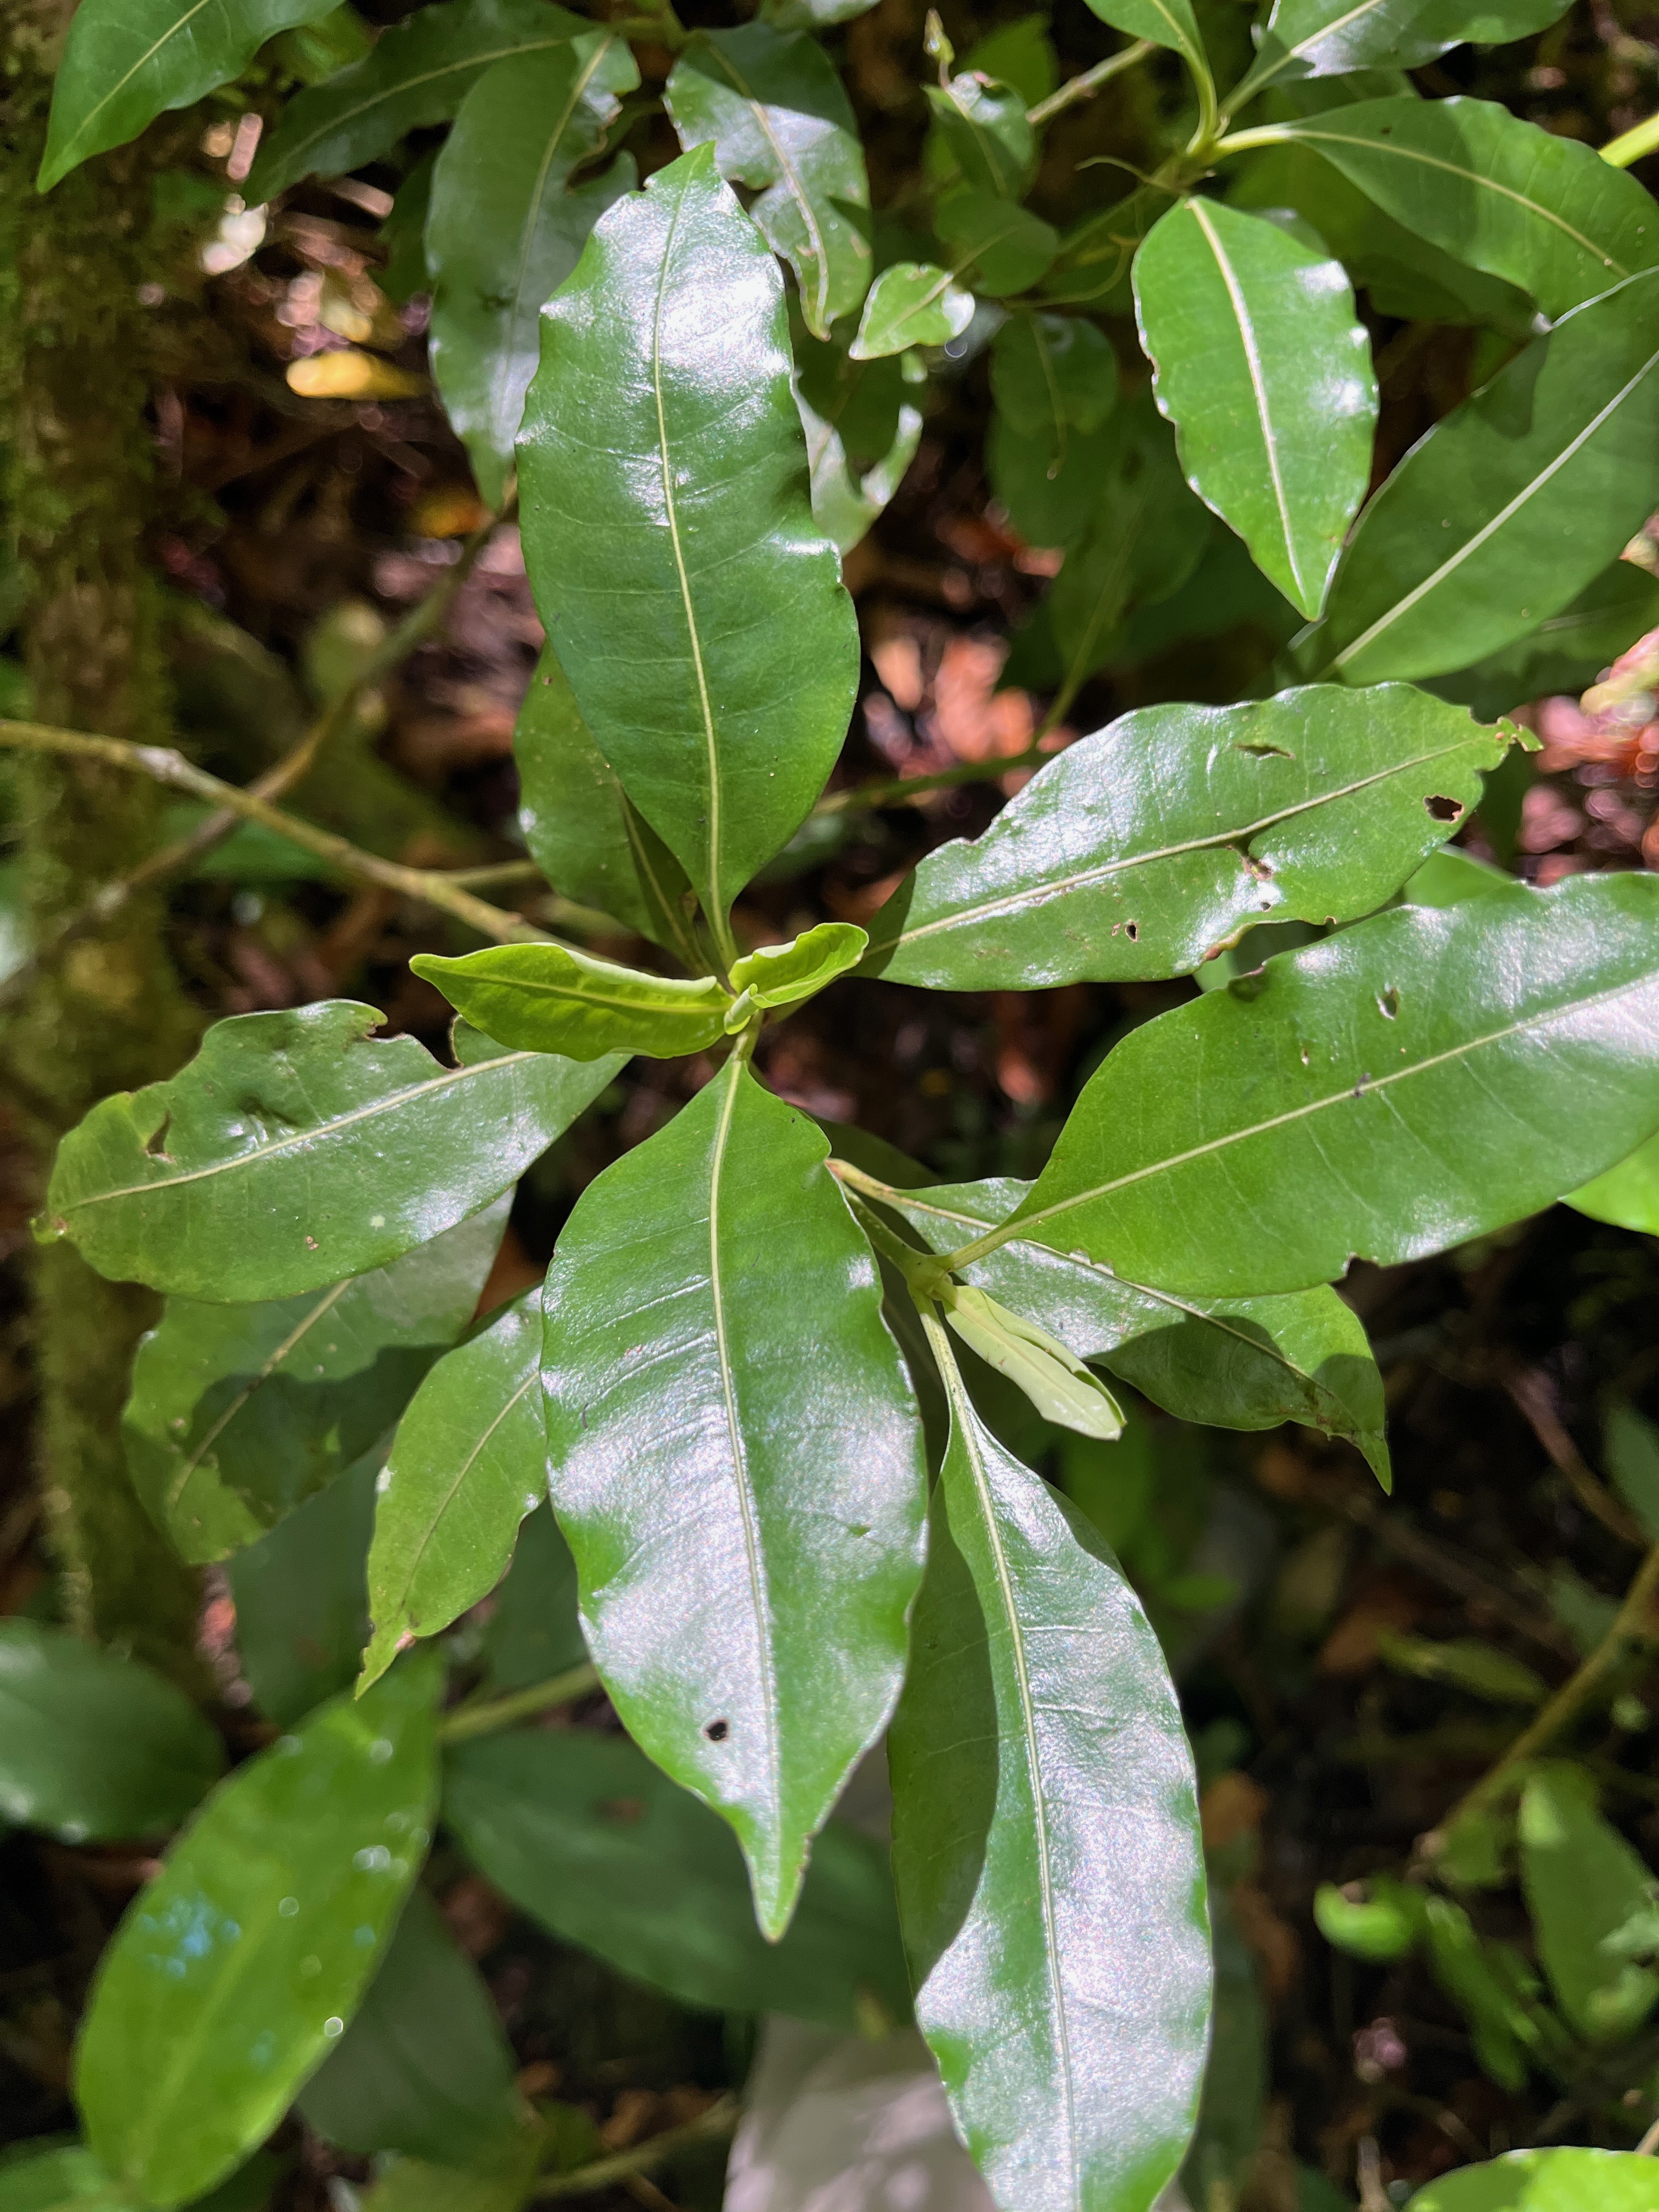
[798,370,925,552]
[0,1622,224,1843]
[867,1173,1390,1480]
[481,1504,585,1690]
[1429,559,1659,723]
[942,1284,1125,1438]
[986,409,1122,552]
[990,312,1118,442]
[76,1660,441,2210]
[1241,97,1659,318]
[249,0,588,200]
[541,1058,926,1935]
[889,1325,1210,2212]
[924,75,1034,199]
[934,191,1058,296]
[123,1199,507,1566]
[518,145,859,930]
[1407,2147,1659,2209]
[357,2142,541,2212]
[1084,0,1212,109]
[228,1455,379,1727]
[850,262,975,358]
[41,1002,620,1303]
[297,1888,521,2164]
[1133,198,1375,617]
[1565,1128,1659,1234]
[666,27,872,342]
[1520,1768,1659,2044]
[444,1728,911,2028]
[379,152,436,307]
[413,945,730,1061]
[362,1288,546,1691]
[1045,403,1212,697]
[861,684,1507,989]
[1318,273,1659,686]
[0,2145,132,2212]
[38,0,342,191]
[1238,0,1576,103]
[514,650,696,960]
[428,38,639,507]
[1009,872,1659,1296]
[727,923,867,1013]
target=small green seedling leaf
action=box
[1408,2146,1659,2209]
[1520,1766,1659,2045]
[0,1622,224,1844]
[1566,1130,1659,1237]
[1374,1631,1547,1706]
[943,1284,1125,1440]
[923,74,1034,199]
[1314,1877,1424,1962]
[76,1659,441,2209]
[851,264,975,358]
[934,191,1058,296]
[728,923,868,1012]
[411,945,731,1061]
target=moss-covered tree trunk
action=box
[2,2,207,1680]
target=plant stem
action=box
[0,502,516,1018]
[1603,110,1659,167]
[438,1662,602,1746]
[814,736,1063,818]
[1434,1539,1659,1833]
[533,2100,741,2198]
[1026,40,1155,126]
[0,719,561,950]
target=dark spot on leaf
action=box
[1379,987,1400,1019]
[600,1797,645,1824]
[1124,919,1138,941]
[1236,741,1293,759]
[143,1112,172,1160]
[1353,1072,1373,1096]
[1425,794,1462,821]
[704,1718,730,1742]
[848,1522,871,1538]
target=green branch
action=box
[1026,40,1154,126]
[438,1662,602,1746]
[533,2099,741,2199]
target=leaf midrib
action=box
[870,731,1485,956]
[702,45,837,331]
[51,0,217,171]
[1017,960,1657,1241]
[170,1279,355,1509]
[65,1050,539,1214]
[390,1359,539,1616]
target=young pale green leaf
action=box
[934,191,1058,296]
[923,74,1034,199]
[518,146,859,932]
[0,1623,224,1844]
[1520,1769,1659,2045]
[1008,873,1659,1297]
[541,1059,927,1936]
[1240,97,1659,318]
[850,262,975,358]
[761,0,880,22]
[728,922,867,1011]
[990,313,1118,442]
[1319,272,1659,685]
[0,2145,136,2212]
[515,651,697,961]
[1086,0,1211,85]
[1565,1128,1659,1235]
[428,39,639,507]
[1133,199,1376,617]
[297,1888,522,2165]
[1407,2148,1659,2209]
[1237,0,1577,103]
[40,1002,620,1303]
[889,1327,1210,2212]
[798,373,926,553]
[1375,1632,1546,1706]
[228,1457,378,1727]
[248,0,588,199]
[666,27,872,342]
[413,945,730,1060]
[867,1173,1390,1480]
[943,1285,1125,1439]
[122,1199,507,1566]
[38,0,342,191]
[76,1659,441,2210]
[444,1729,911,2029]
[361,1289,546,1691]
[861,685,1508,990]
[481,1504,585,1689]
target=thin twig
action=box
[532,2100,740,2199]
[814,736,1064,818]
[1505,1364,1647,1548]
[437,1662,601,1747]
[0,502,514,1018]
[1434,1538,1659,1834]
[0,720,553,950]
[1026,40,1155,125]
